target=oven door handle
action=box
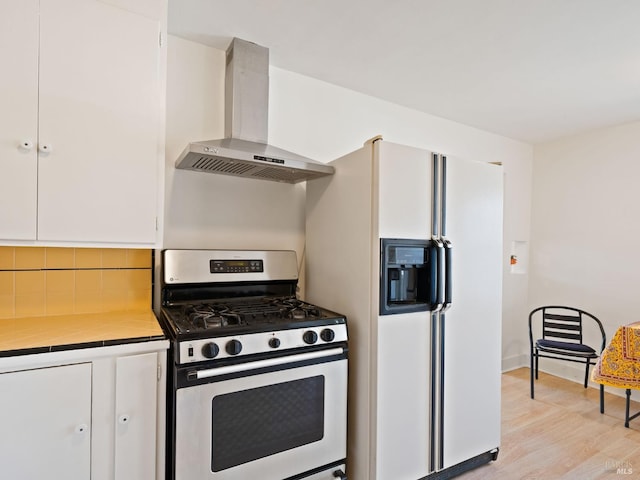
[190,347,346,380]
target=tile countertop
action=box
[0,310,166,356]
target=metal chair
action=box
[529,305,606,413]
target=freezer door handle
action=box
[429,240,440,309]
[442,237,453,312]
[432,236,444,312]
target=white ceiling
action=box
[168,0,640,144]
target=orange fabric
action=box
[592,322,640,389]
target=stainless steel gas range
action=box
[158,249,348,480]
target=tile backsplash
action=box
[0,247,152,319]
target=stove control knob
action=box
[226,339,243,356]
[201,342,219,359]
[320,328,336,342]
[303,330,318,345]
[269,337,281,349]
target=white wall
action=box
[530,121,640,396]
[164,35,534,368]
[501,153,533,371]
[164,37,307,257]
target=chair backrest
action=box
[529,306,606,351]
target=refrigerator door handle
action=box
[432,236,444,312]
[438,313,446,471]
[428,241,439,309]
[432,153,440,238]
[441,237,453,313]
[429,311,439,472]
[430,311,446,472]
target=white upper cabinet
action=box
[0,0,39,239]
[0,0,165,245]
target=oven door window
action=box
[211,376,325,472]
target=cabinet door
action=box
[0,363,92,479]
[37,0,161,244]
[0,0,39,240]
[114,352,158,480]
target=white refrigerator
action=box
[305,138,502,480]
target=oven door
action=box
[174,347,348,480]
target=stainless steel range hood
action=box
[175,38,334,184]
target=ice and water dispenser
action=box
[380,238,437,315]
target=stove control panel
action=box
[178,324,347,364]
[210,259,263,274]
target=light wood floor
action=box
[458,368,640,479]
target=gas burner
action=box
[185,305,242,329]
[273,298,322,319]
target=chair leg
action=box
[600,384,604,414]
[534,350,539,379]
[626,389,631,428]
[530,351,535,399]
[583,360,589,388]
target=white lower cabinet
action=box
[0,341,167,480]
[0,363,92,480]
[114,352,159,480]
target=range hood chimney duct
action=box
[225,38,269,143]
[175,38,334,184]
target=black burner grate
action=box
[164,296,329,335]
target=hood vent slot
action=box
[192,157,256,176]
[190,154,327,183]
[175,38,334,184]
[252,167,326,183]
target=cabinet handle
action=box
[75,423,89,434]
[18,140,34,151]
[118,414,131,425]
[38,143,53,154]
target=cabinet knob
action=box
[118,414,131,425]
[38,143,53,154]
[75,423,89,434]
[18,140,34,151]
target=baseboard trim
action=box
[502,354,527,373]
